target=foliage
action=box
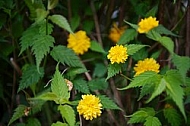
[0,0,189,126]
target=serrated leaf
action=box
[126,44,147,55]
[26,118,41,126]
[49,14,73,33]
[159,36,174,54]
[8,105,28,126]
[164,70,186,121]
[90,40,105,53]
[118,71,159,90]
[39,21,53,35]
[144,116,161,126]
[18,65,44,92]
[70,14,80,31]
[66,67,87,79]
[51,65,70,101]
[98,95,121,110]
[29,92,58,101]
[58,105,76,126]
[146,29,162,41]
[19,25,39,55]
[50,45,85,68]
[164,108,182,126]
[35,9,49,23]
[72,79,90,94]
[124,20,138,30]
[51,121,68,126]
[146,77,165,103]
[154,25,178,37]
[118,29,137,45]
[106,63,122,80]
[88,78,108,91]
[138,82,155,101]
[172,54,190,83]
[32,34,54,72]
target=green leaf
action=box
[119,71,159,90]
[58,105,76,126]
[51,121,68,126]
[19,24,39,55]
[106,63,122,80]
[144,116,161,126]
[138,82,155,101]
[98,95,121,110]
[26,118,41,126]
[159,36,174,54]
[154,25,178,37]
[50,45,85,68]
[49,14,73,33]
[146,29,162,41]
[29,92,58,101]
[39,21,53,35]
[118,29,137,45]
[92,63,107,78]
[146,77,166,103]
[90,40,106,53]
[72,79,90,94]
[70,14,80,31]
[127,107,155,124]
[124,20,138,30]
[145,5,158,17]
[35,9,49,23]
[126,44,147,55]
[88,78,108,91]
[164,107,182,126]
[18,65,44,92]
[172,54,190,83]
[66,67,87,79]
[48,0,58,10]
[164,70,186,121]
[32,34,54,72]
[51,65,70,101]
[8,105,28,126]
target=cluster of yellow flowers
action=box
[77,94,102,120]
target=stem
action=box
[44,103,52,125]
[120,73,133,81]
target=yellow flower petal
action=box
[67,30,90,55]
[137,16,159,33]
[77,94,102,120]
[107,45,128,64]
[134,58,160,76]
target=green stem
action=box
[120,73,133,81]
[44,103,52,125]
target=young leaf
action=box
[159,36,174,54]
[126,44,147,55]
[50,45,85,68]
[164,107,182,126]
[144,116,161,126]
[118,29,137,45]
[98,95,121,110]
[119,71,159,90]
[29,92,58,101]
[26,118,41,126]
[164,70,186,121]
[51,121,68,126]
[146,77,166,103]
[51,65,70,101]
[90,40,106,53]
[58,105,76,126]
[88,78,108,91]
[172,54,190,83]
[49,14,73,33]
[32,34,55,72]
[8,105,28,126]
[106,63,122,80]
[72,79,90,94]
[18,65,44,92]
[47,0,58,10]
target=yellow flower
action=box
[134,58,160,76]
[67,30,90,55]
[137,16,159,33]
[107,45,128,64]
[108,22,126,43]
[77,94,102,120]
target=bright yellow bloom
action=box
[134,58,160,76]
[77,94,102,120]
[137,16,159,33]
[67,30,90,55]
[108,22,126,43]
[107,45,128,64]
